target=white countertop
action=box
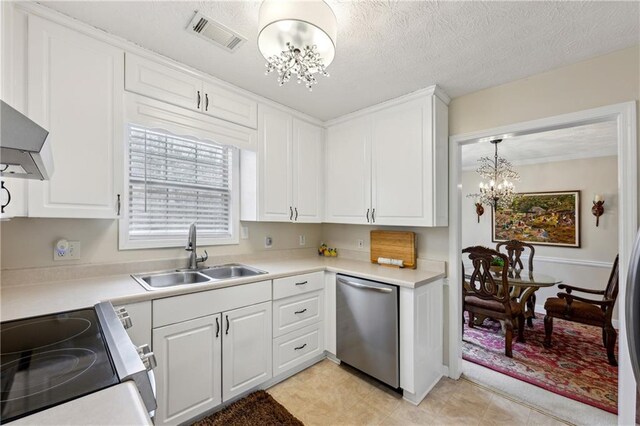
[12,382,153,426]
[1,256,445,322]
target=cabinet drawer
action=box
[273,272,324,300]
[273,323,324,376]
[153,280,271,327]
[273,291,323,337]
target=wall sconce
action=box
[475,202,484,223]
[592,194,604,227]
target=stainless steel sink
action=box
[200,264,267,280]
[131,264,267,291]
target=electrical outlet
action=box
[53,239,81,261]
[265,236,273,248]
[357,239,364,249]
[299,235,306,246]
[240,226,249,240]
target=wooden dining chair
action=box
[462,246,525,358]
[496,239,537,326]
[543,255,619,366]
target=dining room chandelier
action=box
[258,0,337,91]
[468,139,520,209]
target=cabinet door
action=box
[27,16,123,218]
[371,97,433,226]
[292,119,323,223]
[125,53,202,112]
[202,82,257,129]
[258,106,292,222]
[153,314,222,426]
[222,302,272,401]
[325,117,371,224]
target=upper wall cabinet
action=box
[27,15,124,219]
[325,89,449,227]
[241,105,323,223]
[125,53,257,129]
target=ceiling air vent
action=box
[186,11,246,53]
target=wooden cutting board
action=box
[370,230,417,269]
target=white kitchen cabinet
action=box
[292,118,323,222]
[27,15,124,218]
[324,89,449,227]
[125,53,202,112]
[153,314,222,426]
[126,53,257,129]
[241,105,323,223]
[325,117,372,224]
[222,302,272,401]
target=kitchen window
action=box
[119,125,239,249]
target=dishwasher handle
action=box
[337,277,392,293]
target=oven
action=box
[0,302,156,423]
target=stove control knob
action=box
[115,307,133,329]
[136,344,157,371]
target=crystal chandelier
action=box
[468,139,519,209]
[258,0,337,91]
[265,42,329,90]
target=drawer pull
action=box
[294,309,307,314]
[295,281,308,286]
[294,343,307,351]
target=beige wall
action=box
[462,156,619,318]
[0,220,322,270]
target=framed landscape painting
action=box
[492,191,581,248]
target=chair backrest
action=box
[496,239,535,272]
[604,255,620,303]
[462,246,510,304]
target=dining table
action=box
[464,267,562,328]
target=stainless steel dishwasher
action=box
[336,274,399,388]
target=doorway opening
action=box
[448,102,637,425]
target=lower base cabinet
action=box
[153,301,273,425]
[153,314,222,426]
[222,302,273,401]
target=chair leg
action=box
[468,312,475,329]
[526,296,535,327]
[543,316,553,348]
[504,319,514,358]
[604,326,618,366]
[517,314,525,343]
[602,328,607,347]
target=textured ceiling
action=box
[42,1,640,121]
[461,121,618,170]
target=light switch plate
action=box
[299,235,306,246]
[357,239,364,249]
[265,236,273,248]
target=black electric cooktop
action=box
[0,308,119,423]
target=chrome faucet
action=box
[185,222,208,270]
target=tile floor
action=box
[267,359,570,426]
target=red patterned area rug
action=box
[462,314,618,414]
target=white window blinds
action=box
[127,126,234,240]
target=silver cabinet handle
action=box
[289,206,293,221]
[295,281,307,286]
[294,308,307,314]
[371,208,376,223]
[294,207,298,221]
[294,343,307,350]
[197,90,201,109]
[216,316,220,338]
[338,278,392,293]
[205,93,209,111]
[116,194,121,216]
[366,208,370,223]
[225,315,230,335]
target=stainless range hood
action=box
[1,100,53,180]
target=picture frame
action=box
[491,190,581,248]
